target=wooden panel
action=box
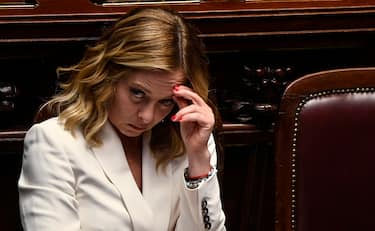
[2,1,375,230]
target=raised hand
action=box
[171,84,214,176]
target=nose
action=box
[137,103,155,124]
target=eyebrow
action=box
[131,83,151,94]
[130,82,174,99]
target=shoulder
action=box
[25,117,80,144]
[30,117,62,130]
[23,117,90,165]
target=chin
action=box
[127,132,143,137]
[123,130,143,137]
[115,126,141,137]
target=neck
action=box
[120,135,142,151]
[109,121,142,150]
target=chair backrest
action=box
[274,67,375,231]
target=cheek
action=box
[108,93,133,121]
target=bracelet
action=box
[184,167,216,190]
[187,170,211,180]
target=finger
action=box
[173,104,198,119]
[173,105,214,124]
[178,112,214,129]
[172,95,190,109]
[173,85,206,106]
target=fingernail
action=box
[171,115,177,121]
[173,85,179,91]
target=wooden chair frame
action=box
[274,67,375,231]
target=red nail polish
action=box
[173,85,179,91]
[171,115,177,121]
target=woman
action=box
[18,7,226,231]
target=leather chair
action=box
[274,67,375,231]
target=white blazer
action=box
[18,117,226,231]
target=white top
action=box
[18,117,226,231]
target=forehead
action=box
[125,70,185,94]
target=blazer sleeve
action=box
[175,135,226,231]
[18,123,81,231]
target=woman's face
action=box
[108,70,185,137]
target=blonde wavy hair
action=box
[45,7,217,169]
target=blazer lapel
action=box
[142,132,172,231]
[92,122,153,231]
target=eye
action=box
[129,87,145,99]
[159,99,175,107]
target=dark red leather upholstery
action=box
[275,67,375,231]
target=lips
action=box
[129,124,147,131]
